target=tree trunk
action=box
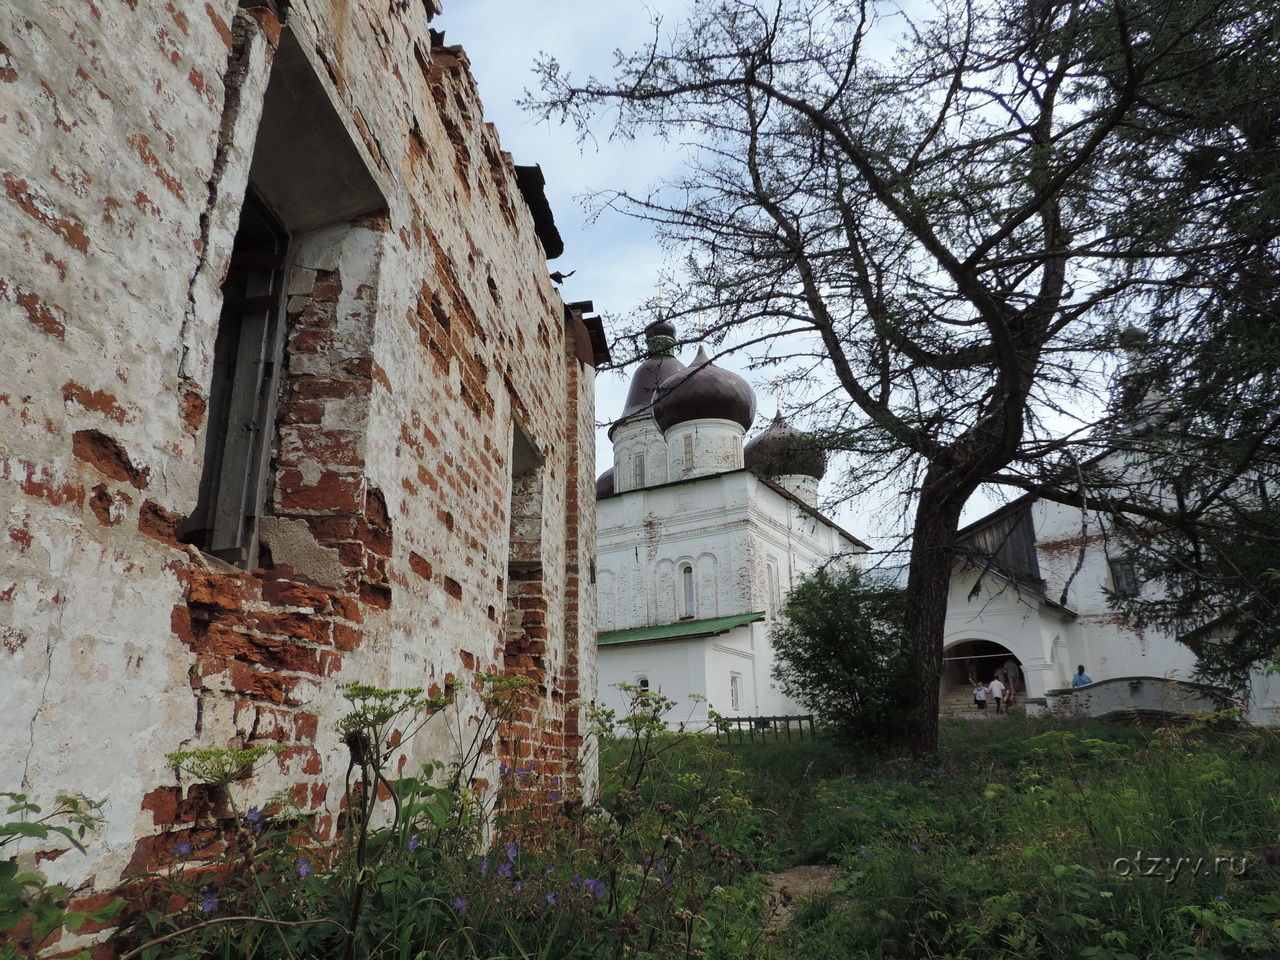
[902,472,969,758]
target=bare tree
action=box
[530,0,1280,754]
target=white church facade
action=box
[595,320,866,727]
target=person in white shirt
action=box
[973,682,988,712]
[989,676,1006,715]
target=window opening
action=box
[180,186,290,567]
[683,435,694,471]
[681,565,695,618]
[634,452,646,488]
[729,673,741,711]
[637,676,650,692]
[1109,559,1139,597]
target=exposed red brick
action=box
[12,283,67,339]
[243,5,282,46]
[407,551,432,580]
[179,389,206,433]
[140,786,179,826]
[63,889,123,936]
[359,582,391,609]
[290,378,370,401]
[261,579,332,611]
[138,500,182,545]
[183,569,244,611]
[0,42,15,83]
[72,429,149,488]
[329,595,364,623]
[2,173,89,252]
[443,576,462,599]
[277,469,362,512]
[332,622,363,652]
[125,134,183,200]
[61,381,127,423]
[88,483,129,525]
[250,611,332,646]
[14,460,84,508]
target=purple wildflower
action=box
[550,790,561,802]
[498,860,513,879]
[514,880,523,892]
[199,887,218,913]
[245,806,264,836]
[480,857,490,876]
[540,891,556,907]
[408,836,419,852]
[1216,893,1227,902]
[584,877,606,900]
[662,874,674,891]
[505,841,518,862]
[173,838,194,857]
[910,844,921,854]
[545,865,556,875]
[453,896,467,916]
[571,873,581,886]
[297,857,312,878]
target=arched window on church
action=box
[633,453,646,488]
[637,676,650,692]
[681,564,695,619]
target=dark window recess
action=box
[180,187,291,567]
[1109,559,1139,598]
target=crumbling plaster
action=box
[1,0,596,932]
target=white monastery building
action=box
[596,324,1280,728]
[595,320,866,726]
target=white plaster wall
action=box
[610,417,668,493]
[1031,498,1202,683]
[663,419,745,479]
[598,639,710,729]
[597,468,863,723]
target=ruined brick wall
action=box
[1,0,596,940]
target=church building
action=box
[595,321,866,726]
[596,324,1280,728]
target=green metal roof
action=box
[598,612,766,647]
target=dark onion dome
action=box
[653,346,756,433]
[644,317,677,351]
[616,353,688,421]
[596,467,615,497]
[608,318,688,438]
[744,412,826,480]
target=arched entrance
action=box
[939,639,1024,717]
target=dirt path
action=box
[763,864,842,931]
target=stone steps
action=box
[939,684,1017,719]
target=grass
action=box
[13,709,1276,959]
[706,715,1280,960]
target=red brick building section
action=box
[0,0,606,947]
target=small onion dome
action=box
[745,412,827,480]
[653,346,756,433]
[596,467,615,497]
[644,318,677,351]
